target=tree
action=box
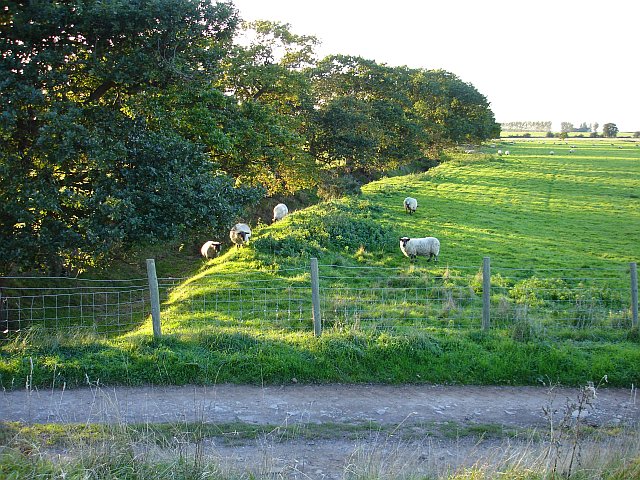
[602,123,619,138]
[215,21,319,195]
[0,0,261,274]
[307,56,498,187]
[561,122,574,133]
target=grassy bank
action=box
[1,139,639,389]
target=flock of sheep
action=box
[200,198,440,263]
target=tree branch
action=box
[88,80,116,102]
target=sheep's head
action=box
[399,237,410,247]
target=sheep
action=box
[399,236,440,262]
[200,241,222,259]
[404,197,417,214]
[549,150,555,155]
[272,203,289,223]
[497,149,502,155]
[230,223,251,248]
[504,150,510,155]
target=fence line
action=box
[1,259,637,339]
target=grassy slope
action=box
[1,139,639,389]
[362,140,639,268]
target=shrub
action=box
[254,199,399,259]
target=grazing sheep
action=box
[404,197,418,214]
[200,241,222,259]
[504,150,510,155]
[272,203,289,223]
[399,236,440,262]
[549,150,555,155]
[497,149,502,155]
[230,223,252,248]
[569,148,575,153]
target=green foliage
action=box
[0,0,260,274]
[603,123,619,138]
[307,56,498,191]
[254,198,399,259]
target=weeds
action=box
[542,376,610,478]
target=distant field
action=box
[501,131,639,138]
[1,139,639,389]
[365,138,640,269]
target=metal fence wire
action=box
[318,265,483,332]
[0,277,150,336]
[1,260,637,339]
[157,268,311,333]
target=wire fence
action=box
[158,268,311,333]
[1,260,637,340]
[317,263,635,336]
[0,277,150,336]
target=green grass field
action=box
[1,139,639,389]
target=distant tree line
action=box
[0,1,499,274]
[560,122,599,133]
[501,121,552,132]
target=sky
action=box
[231,0,639,132]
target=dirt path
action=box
[2,383,637,427]
[1,384,638,478]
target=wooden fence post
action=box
[482,256,491,331]
[631,262,638,329]
[146,259,162,339]
[310,257,322,336]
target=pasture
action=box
[1,139,639,389]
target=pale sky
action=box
[231,0,639,132]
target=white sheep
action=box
[404,197,418,214]
[272,203,289,223]
[549,150,555,155]
[230,223,251,248]
[399,236,440,262]
[200,241,222,259]
[497,149,502,155]
[504,150,510,155]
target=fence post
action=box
[310,257,322,336]
[631,262,638,329]
[482,256,491,331]
[146,259,162,339]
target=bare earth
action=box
[1,384,638,478]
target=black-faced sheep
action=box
[200,241,222,259]
[230,223,252,248]
[399,236,440,262]
[404,197,418,214]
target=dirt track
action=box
[1,383,638,427]
[1,384,638,478]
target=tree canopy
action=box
[1,1,499,274]
[602,123,619,138]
